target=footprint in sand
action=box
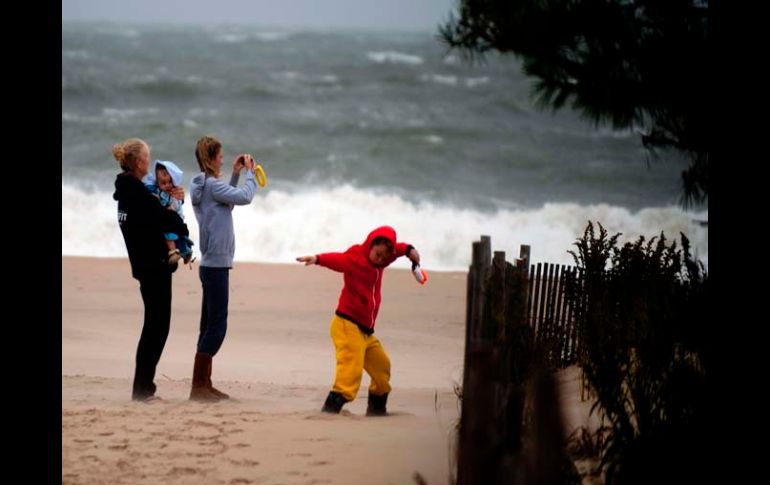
[116,459,136,471]
[167,466,200,476]
[239,417,263,423]
[190,451,216,458]
[185,419,219,427]
[228,458,260,466]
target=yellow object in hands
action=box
[254,164,267,187]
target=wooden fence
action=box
[457,235,584,485]
[527,261,583,368]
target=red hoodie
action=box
[316,226,411,334]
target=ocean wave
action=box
[62,182,708,271]
[419,74,490,88]
[419,74,458,86]
[214,33,251,44]
[254,32,292,42]
[128,74,218,95]
[367,51,424,65]
[62,107,161,125]
[214,31,292,43]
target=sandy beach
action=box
[62,256,595,484]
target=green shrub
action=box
[565,222,708,484]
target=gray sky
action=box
[62,0,458,31]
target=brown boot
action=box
[189,352,221,401]
[206,356,230,399]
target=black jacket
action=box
[113,173,189,280]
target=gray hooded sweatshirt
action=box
[190,170,256,268]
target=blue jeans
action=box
[198,266,229,355]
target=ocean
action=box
[62,22,708,271]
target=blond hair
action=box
[195,135,222,177]
[112,138,148,172]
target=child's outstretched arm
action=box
[296,252,350,273]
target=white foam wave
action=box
[367,51,424,65]
[420,74,458,86]
[465,76,490,88]
[102,107,160,120]
[62,183,708,272]
[318,74,339,84]
[443,54,459,65]
[213,31,291,44]
[62,112,101,124]
[215,33,250,44]
[419,74,490,88]
[414,135,444,144]
[128,74,222,90]
[62,108,162,125]
[254,32,291,42]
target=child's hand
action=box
[170,186,185,200]
[296,255,317,265]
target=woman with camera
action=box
[188,135,258,401]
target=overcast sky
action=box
[62,0,458,32]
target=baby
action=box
[144,160,194,265]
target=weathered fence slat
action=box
[553,265,567,363]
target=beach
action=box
[62,256,596,484]
[62,20,704,484]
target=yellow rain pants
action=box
[329,314,392,401]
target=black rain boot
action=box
[321,391,347,414]
[366,392,389,416]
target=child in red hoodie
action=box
[296,226,421,415]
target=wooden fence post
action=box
[459,238,534,485]
[517,244,530,271]
[459,236,492,485]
